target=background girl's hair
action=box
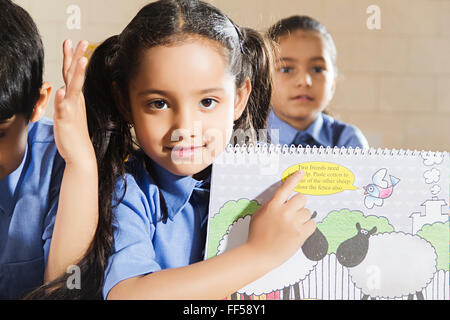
[267,15,338,76]
[24,0,273,299]
[234,27,273,142]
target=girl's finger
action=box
[284,192,307,213]
[298,218,316,237]
[65,57,88,102]
[296,208,313,224]
[65,40,88,85]
[272,170,305,205]
[53,87,67,119]
[62,39,73,85]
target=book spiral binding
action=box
[224,144,448,158]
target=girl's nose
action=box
[295,71,312,87]
[171,108,198,141]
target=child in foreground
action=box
[80,0,316,299]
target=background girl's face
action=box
[271,30,336,130]
[127,38,247,177]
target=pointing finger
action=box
[272,170,305,205]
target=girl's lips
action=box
[169,145,205,159]
[291,95,314,102]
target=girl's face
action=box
[271,30,336,130]
[127,39,249,177]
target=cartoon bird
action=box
[363,168,400,209]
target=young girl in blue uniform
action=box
[79,0,317,299]
[0,0,97,299]
[267,16,369,149]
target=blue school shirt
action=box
[102,153,210,299]
[267,109,369,148]
[0,118,64,299]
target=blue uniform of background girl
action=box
[268,109,368,148]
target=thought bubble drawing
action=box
[424,168,440,184]
[281,162,357,196]
[430,185,441,195]
[421,152,443,166]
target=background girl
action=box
[267,15,369,149]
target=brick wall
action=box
[17,0,450,151]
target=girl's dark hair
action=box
[24,0,273,299]
[0,0,44,121]
[267,15,338,76]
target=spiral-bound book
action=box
[204,145,450,300]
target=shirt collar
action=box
[268,109,328,147]
[267,109,298,146]
[146,156,210,221]
[0,142,29,214]
[303,112,329,147]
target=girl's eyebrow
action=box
[277,57,297,63]
[310,56,326,62]
[198,88,225,94]
[137,88,225,97]
[137,89,169,97]
[277,56,326,63]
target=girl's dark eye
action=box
[312,66,325,73]
[200,98,217,109]
[280,67,293,73]
[148,100,168,110]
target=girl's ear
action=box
[112,82,132,123]
[30,81,52,123]
[233,78,252,121]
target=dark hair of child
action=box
[0,0,44,121]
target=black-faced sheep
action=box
[337,223,437,300]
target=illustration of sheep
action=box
[217,213,328,296]
[337,223,437,300]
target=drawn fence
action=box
[230,254,449,300]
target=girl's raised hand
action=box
[45,40,98,282]
[53,39,95,166]
[246,170,316,269]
